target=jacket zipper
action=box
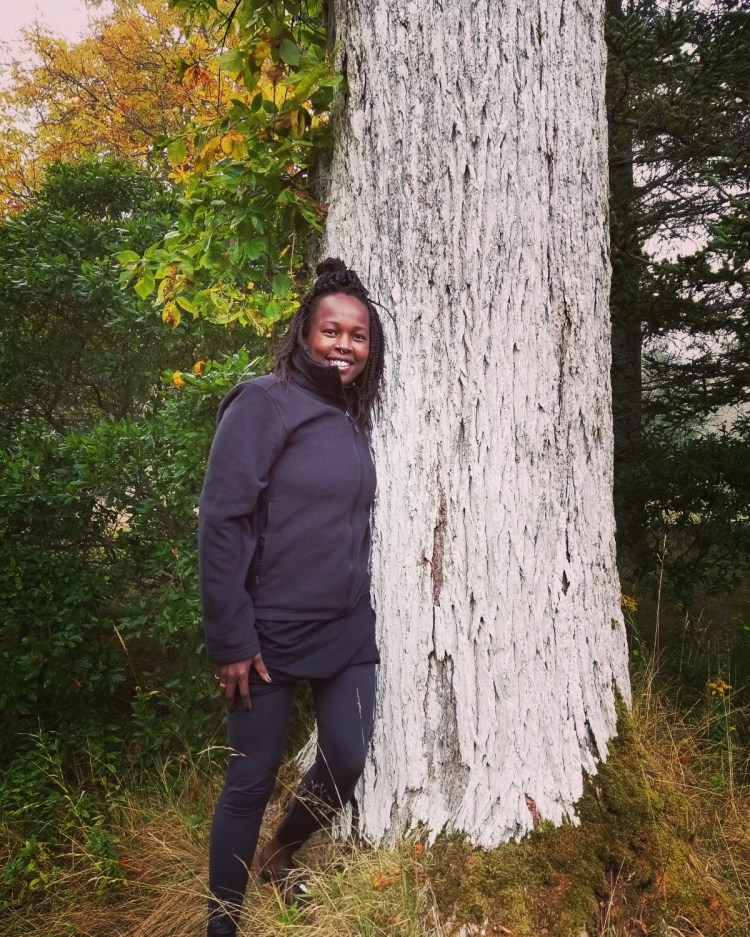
[253,499,272,588]
[341,417,362,615]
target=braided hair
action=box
[275,257,385,428]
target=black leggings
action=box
[207,662,377,936]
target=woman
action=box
[198,258,385,937]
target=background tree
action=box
[0,157,251,433]
[607,0,750,587]
[0,0,232,211]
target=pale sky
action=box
[0,0,112,46]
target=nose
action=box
[335,336,352,354]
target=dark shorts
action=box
[249,592,379,695]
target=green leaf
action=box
[246,238,267,260]
[217,163,247,181]
[116,250,140,266]
[175,295,197,314]
[242,66,259,93]
[272,272,291,294]
[218,49,244,75]
[134,270,155,299]
[279,39,300,66]
[284,61,327,102]
[166,138,186,167]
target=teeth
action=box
[329,360,352,368]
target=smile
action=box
[328,359,354,369]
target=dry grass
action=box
[626,658,750,933]
[4,767,440,937]
[4,662,750,937]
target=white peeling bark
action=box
[323,0,631,846]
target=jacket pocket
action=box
[248,499,272,592]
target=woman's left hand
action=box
[215,653,271,712]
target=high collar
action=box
[290,349,359,414]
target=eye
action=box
[354,333,368,342]
[321,328,336,336]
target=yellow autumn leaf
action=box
[0,0,248,212]
[220,129,247,159]
[163,303,181,328]
[253,40,272,65]
[289,109,306,138]
[168,165,192,184]
[196,136,223,170]
[172,370,185,387]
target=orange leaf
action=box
[372,871,401,890]
[184,64,213,91]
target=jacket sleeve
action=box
[198,382,289,665]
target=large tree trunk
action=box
[323,0,631,846]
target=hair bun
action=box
[315,257,348,277]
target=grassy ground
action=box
[3,593,749,937]
[427,678,749,936]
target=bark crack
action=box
[524,793,541,828]
[431,485,447,606]
[558,299,573,407]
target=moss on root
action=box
[426,702,735,936]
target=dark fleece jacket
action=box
[198,353,377,665]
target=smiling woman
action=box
[305,293,371,385]
[198,258,386,936]
[274,258,385,427]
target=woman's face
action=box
[305,293,370,386]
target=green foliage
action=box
[0,423,124,719]
[625,574,750,727]
[0,156,259,433]
[0,350,270,912]
[630,417,750,595]
[126,0,339,326]
[0,731,117,905]
[0,152,281,916]
[40,159,162,219]
[0,350,263,764]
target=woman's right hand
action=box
[215,653,271,712]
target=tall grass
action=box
[3,770,440,937]
[3,591,750,936]
[628,656,750,933]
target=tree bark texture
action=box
[323,0,631,846]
